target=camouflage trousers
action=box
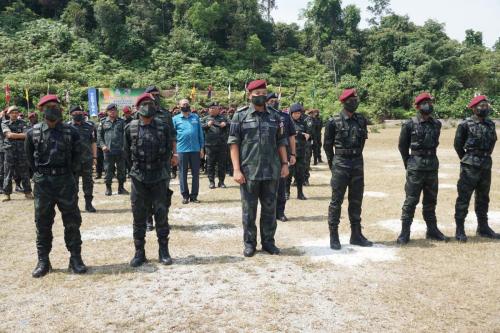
[0,152,4,189]
[287,154,306,194]
[328,166,364,227]
[240,179,278,247]
[205,145,227,183]
[3,151,32,194]
[74,161,94,198]
[104,153,126,185]
[312,138,322,161]
[131,177,173,241]
[305,143,312,181]
[455,164,491,223]
[33,174,82,258]
[401,169,438,223]
[96,147,104,176]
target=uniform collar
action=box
[416,113,433,123]
[341,110,356,120]
[249,104,271,114]
[139,118,156,127]
[471,114,484,123]
[42,121,64,132]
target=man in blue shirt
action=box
[173,99,204,204]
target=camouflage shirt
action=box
[398,114,441,171]
[454,115,497,169]
[97,117,125,155]
[292,116,311,156]
[202,114,229,146]
[1,119,29,155]
[228,104,288,181]
[323,110,368,170]
[69,121,96,163]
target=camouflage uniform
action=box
[69,120,97,211]
[310,115,323,164]
[25,122,83,273]
[2,118,32,195]
[97,116,126,193]
[202,113,229,186]
[397,114,447,243]
[228,105,287,251]
[304,114,313,184]
[287,114,310,199]
[454,115,499,239]
[324,110,372,249]
[124,118,173,266]
[0,115,6,194]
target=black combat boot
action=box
[397,220,412,245]
[350,223,373,247]
[158,238,173,265]
[243,244,256,257]
[329,225,341,250]
[118,182,129,195]
[130,239,147,267]
[425,220,449,242]
[95,173,102,179]
[262,243,280,255]
[68,252,88,274]
[277,214,288,222]
[303,179,310,186]
[209,181,215,189]
[313,157,318,165]
[477,220,500,239]
[105,184,112,196]
[218,182,226,188]
[146,216,154,231]
[455,219,467,242]
[297,184,307,200]
[84,195,96,213]
[32,257,52,278]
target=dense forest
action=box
[0,0,498,120]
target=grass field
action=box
[1,126,499,332]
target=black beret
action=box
[208,101,220,107]
[266,93,278,101]
[106,103,117,111]
[145,85,159,93]
[289,103,303,113]
[69,105,83,113]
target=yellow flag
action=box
[190,85,196,101]
[25,87,29,101]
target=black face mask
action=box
[477,108,491,118]
[270,101,280,110]
[72,114,84,122]
[181,106,191,113]
[251,95,267,107]
[139,104,156,118]
[344,99,359,113]
[420,104,434,115]
[44,108,62,121]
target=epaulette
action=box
[236,105,249,113]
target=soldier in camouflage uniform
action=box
[324,88,373,250]
[202,101,229,189]
[228,80,289,257]
[303,111,313,186]
[0,108,7,194]
[98,103,128,196]
[287,103,309,200]
[309,109,324,165]
[69,105,97,213]
[397,93,449,244]
[454,95,499,242]
[95,111,106,179]
[124,93,174,266]
[25,95,86,278]
[2,106,33,201]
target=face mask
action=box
[271,102,280,110]
[420,104,434,115]
[44,108,62,121]
[72,114,84,122]
[139,104,157,118]
[181,106,191,113]
[251,95,267,107]
[477,108,490,118]
[344,99,359,113]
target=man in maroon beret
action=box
[323,88,373,250]
[228,80,289,257]
[27,112,38,128]
[397,92,449,244]
[454,95,499,241]
[25,95,87,277]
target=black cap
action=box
[145,85,159,94]
[69,105,83,113]
[106,103,117,111]
[208,101,219,108]
[267,93,278,101]
[289,103,303,113]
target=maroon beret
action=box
[468,95,488,109]
[414,92,433,105]
[339,88,357,102]
[135,93,154,107]
[28,112,37,119]
[37,94,60,107]
[122,106,132,114]
[247,80,267,92]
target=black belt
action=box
[466,149,491,157]
[335,148,362,156]
[133,161,164,170]
[410,149,436,156]
[37,166,70,176]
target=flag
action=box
[190,85,196,101]
[25,87,29,111]
[175,83,179,98]
[243,81,248,100]
[207,85,213,99]
[278,82,282,101]
[5,84,11,105]
[228,83,231,100]
[65,90,70,104]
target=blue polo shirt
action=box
[173,113,204,153]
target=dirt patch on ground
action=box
[1,127,499,332]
